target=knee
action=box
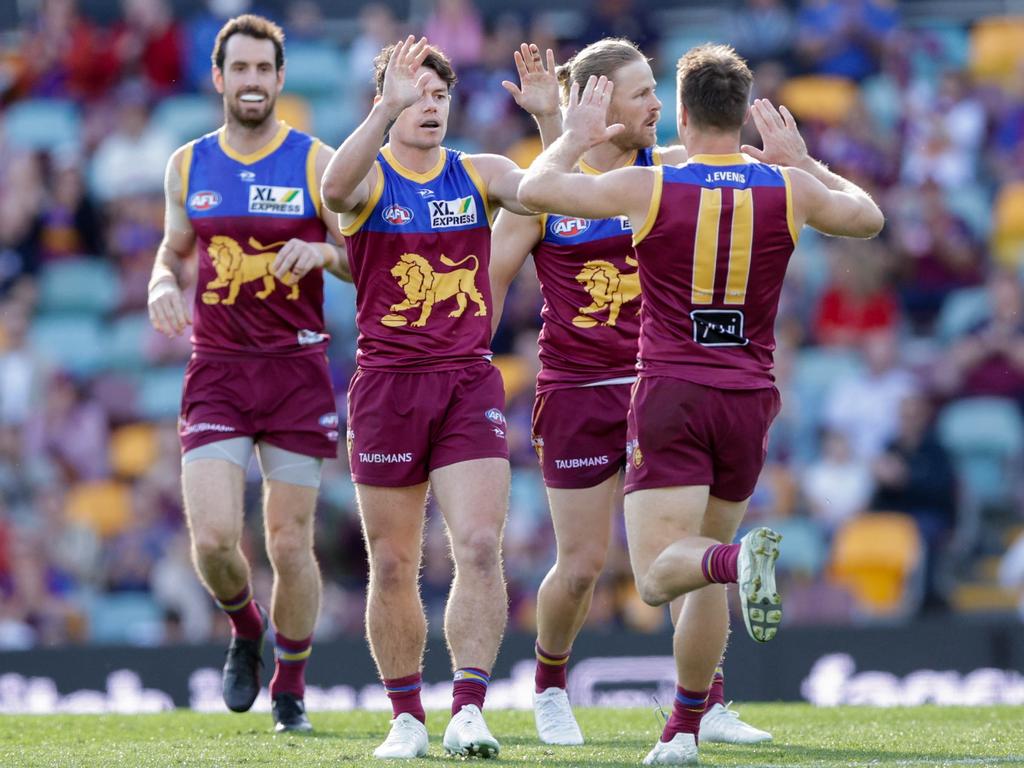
[368,541,419,591]
[557,555,604,600]
[452,530,502,575]
[192,524,240,563]
[634,572,667,608]
[267,525,314,573]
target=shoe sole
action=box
[739,528,783,643]
[274,724,313,734]
[444,742,500,758]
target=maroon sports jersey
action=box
[633,153,798,389]
[534,148,659,393]
[184,124,329,358]
[343,147,493,372]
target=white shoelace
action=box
[537,695,578,732]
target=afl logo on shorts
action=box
[484,408,507,427]
[319,412,339,429]
[550,216,590,237]
[189,190,222,211]
[383,204,413,225]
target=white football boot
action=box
[373,713,428,759]
[699,702,772,743]
[737,527,783,643]
[642,733,698,765]
[533,687,584,745]
[442,704,500,758]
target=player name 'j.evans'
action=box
[704,171,747,184]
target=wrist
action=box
[374,99,405,123]
[148,274,177,293]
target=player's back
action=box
[633,153,798,389]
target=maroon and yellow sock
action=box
[384,672,426,724]
[534,642,570,693]
[706,663,725,709]
[452,667,490,715]
[662,685,709,743]
[700,544,740,584]
[216,585,264,640]
[270,632,312,699]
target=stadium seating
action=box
[136,366,187,421]
[37,258,121,316]
[2,98,81,152]
[777,76,859,124]
[85,593,164,645]
[110,423,160,479]
[935,286,990,342]
[829,512,925,618]
[28,314,108,376]
[992,182,1024,268]
[969,16,1024,85]
[790,347,866,463]
[937,397,1024,508]
[279,41,348,98]
[150,94,220,145]
[104,312,153,371]
[65,480,133,538]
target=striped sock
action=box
[452,667,490,715]
[700,544,740,584]
[215,585,264,640]
[270,632,312,699]
[706,663,725,709]
[662,685,709,743]
[384,673,426,724]
[535,642,570,693]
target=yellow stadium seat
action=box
[969,17,1024,84]
[65,481,133,538]
[109,423,159,479]
[777,76,859,125]
[492,354,533,400]
[828,513,923,616]
[992,182,1024,267]
[276,93,312,133]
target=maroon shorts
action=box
[531,384,631,489]
[623,376,781,501]
[179,352,339,459]
[346,363,509,487]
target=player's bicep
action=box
[162,149,195,256]
[793,169,881,239]
[490,210,539,290]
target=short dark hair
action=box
[212,14,285,72]
[556,38,645,104]
[676,44,753,132]
[373,43,457,96]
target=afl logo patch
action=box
[485,408,507,427]
[189,190,222,211]
[550,216,590,237]
[383,204,413,225]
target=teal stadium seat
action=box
[282,42,347,98]
[37,258,121,315]
[791,347,866,463]
[29,314,107,376]
[936,286,990,343]
[311,96,358,147]
[151,94,221,146]
[136,366,186,421]
[86,593,164,645]
[938,397,1024,505]
[3,99,81,151]
[105,312,153,371]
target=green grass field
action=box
[3,705,1022,767]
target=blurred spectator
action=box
[890,182,984,327]
[183,0,254,91]
[423,0,485,69]
[814,239,900,347]
[823,330,917,460]
[870,393,956,606]
[579,0,659,55]
[0,153,47,289]
[0,299,47,427]
[795,0,898,82]
[349,3,402,105]
[14,0,119,101]
[89,83,176,204]
[29,152,104,263]
[940,271,1024,406]
[801,429,873,533]
[23,371,110,483]
[728,0,795,68]
[112,0,185,94]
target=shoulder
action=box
[657,145,688,165]
[461,152,519,178]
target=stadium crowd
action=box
[2,0,1024,647]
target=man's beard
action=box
[227,92,276,129]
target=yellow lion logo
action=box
[381,253,487,328]
[573,255,641,327]
[203,236,298,306]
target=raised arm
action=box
[148,145,196,338]
[501,43,562,148]
[518,75,652,224]
[743,98,884,238]
[321,36,431,217]
[489,210,542,336]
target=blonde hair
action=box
[556,38,645,103]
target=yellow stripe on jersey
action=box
[539,212,548,238]
[217,121,290,165]
[179,141,195,206]
[632,165,664,246]
[306,139,322,217]
[652,147,663,166]
[382,146,447,183]
[724,187,753,305]
[340,161,385,237]
[461,156,492,226]
[691,187,723,305]
[780,167,800,246]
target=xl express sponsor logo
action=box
[430,196,477,228]
[248,185,304,215]
[550,216,590,237]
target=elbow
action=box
[862,205,885,239]
[320,179,350,214]
[517,177,544,213]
